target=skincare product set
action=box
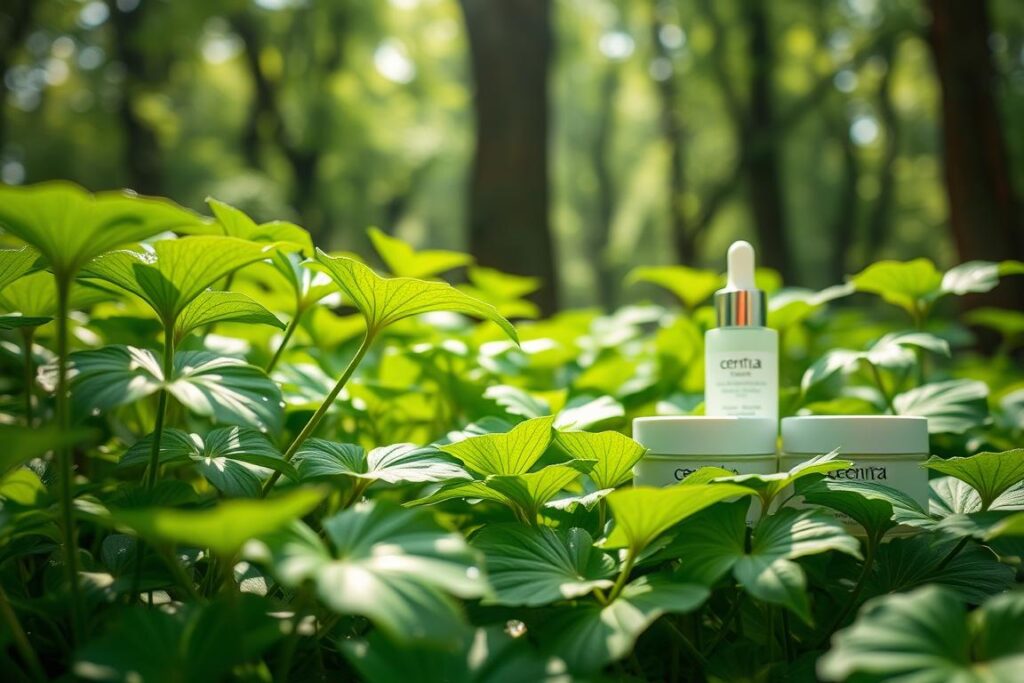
[632,241,930,517]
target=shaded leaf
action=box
[0,246,39,290]
[721,450,850,509]
[941,259,1024,296]
[293,439,469,484]
[798,478,929,538]
[174,291,283,341]
[893,379,989,434]
[923,449,1024,511]
[368,226,472,278]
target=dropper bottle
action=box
[704,240,778,423]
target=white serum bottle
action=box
[704,240,778,423]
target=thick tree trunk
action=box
[928,0,1023,307]
[459,0,557,315]
[744,0,791,281]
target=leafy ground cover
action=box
[0,182,1023,682]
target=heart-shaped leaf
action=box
[314,249,517,341]
[670,502,861,622]
[627,265,723,309]
[922,449,1024,511]
[538,574,709,672]
[119,427,296,497]
[601,483,753,554]
[368,226,472,278]
[850,258,943,318]
[471,524,615,606]
[798,478,929,539]
[206,197,312,253]
[0,246,39,290]
[68,346,283,432]
[174,291,283,341]
[0,181,205,275]
[246,500,486,645]
[554,430,647,490]
[83,236,278,326]
[485,460,596,519]
[819,587,1024,682]
[439,415,555,476]
[110,486,325,557]
[293,439,469,484]
[893,379,989,434]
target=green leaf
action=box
[864,536,1014,605]
[314,249,517,341]
[293,439,469,484]
[0,246,39,290]
[721,450,851,510]
[964,307,1024,341]
[68,346,283,432]
[923,449,1024,511]
[767,283,853,330]
[601,483,753,553]
[941,259,1024,296]
[485,461,596,518]
[0,425,94,475]
[670,503,861,622]
[865,331,951,366]
[554,430,647,490]
[368,226,472,278]
[540,574,709,672]
[0,181,205,275]
[554,394,625,431]
[206,197,312,252]
[174,291,283,341]
[893,379,989,434]
[0,314,52,330]
[0,269,111,317]
[798,478,929,539]
[627,265,723,309]
[341,627,565,683]
[850,258,943,317]
[819,587,1024,682]
[471,524,615,606]
[83,236,278,325]
[439,415,555,476]
[110,487,325,556]
[459,266,542,319]
[119,427,296,497]
[73,596,283,683]
[246,500,486,645]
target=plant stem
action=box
[865,361,895,413]
[663,617,709,667]
[261,331,376,497]
[817,533,879,649]
[144,325,175,490]
[157,547,202,602]
[20,328,35,427]
[275,590,311,682]
[0,585,46,682]
[54,274,83,644]
[708,592,742,653]
[266,309,303,373]
[609,548,636,601]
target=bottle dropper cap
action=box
[714,240,766,327]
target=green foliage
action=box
[1,186,1023,681]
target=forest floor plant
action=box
[0,182,1022,682]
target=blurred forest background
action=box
[1,0,1022,313]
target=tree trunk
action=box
[107,0,163,195]
[744,0,791,280]
[459,0,557,315]
[0,0,34,151]
[928,0,1023,307]
[589,64,619,310]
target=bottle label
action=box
[705,350,778,419]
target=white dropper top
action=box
[725,240,757,291]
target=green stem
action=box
[275,589,311,682]
[54,274,83,644]
[144,325,175,490]
[261,331,376,497]
[156,547,202,602]
[0,585,46,682]
[266,309,303,373]
[936,535,970,571]
[865,361,895,413]
[609,548,636,601]
[817,533,879,648]
[20,328,35,427]
[708,592,742,653]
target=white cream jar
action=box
[780,415,930,509]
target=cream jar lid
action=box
[632,416,777,456]
[781,415,928,455]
